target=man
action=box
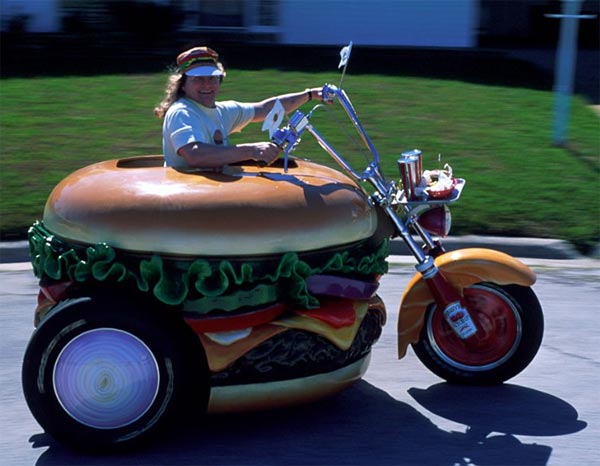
[155,46,322,169]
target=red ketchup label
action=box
[443,302,477,339]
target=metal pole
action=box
[546,0,595,146]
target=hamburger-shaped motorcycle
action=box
[22,46,544,451]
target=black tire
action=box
[412,283,544,385]
[22,295,209,451]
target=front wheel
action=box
[412,283,544,385]
[22,296,209,451]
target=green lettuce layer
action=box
[28,221,389,310]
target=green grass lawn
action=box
[1,69,598,253]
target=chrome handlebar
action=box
[272,84,391,196]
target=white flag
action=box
[338,41,353,69]
[261,99,285,138]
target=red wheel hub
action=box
[430,286,520,366]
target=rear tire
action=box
[412,283,544,385]
[22,296,209,451]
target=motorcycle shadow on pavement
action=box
[30,381,586,466]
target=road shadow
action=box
[30,381,586,466]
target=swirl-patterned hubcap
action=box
[53,328,160,429]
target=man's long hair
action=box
[153,73,186,119]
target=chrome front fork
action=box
[382,203,478,341]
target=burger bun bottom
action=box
[207,355,370,413]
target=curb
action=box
[388,235,587,260]
[0,236,592,265]
[0,241,31,264]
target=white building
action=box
[177,0,478,48]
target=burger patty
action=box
[210,308,386,386]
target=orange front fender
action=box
[397,248,536,359]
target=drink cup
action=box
[398,150,422,200]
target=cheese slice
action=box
[199,325,287,372]
[272,300,368,351]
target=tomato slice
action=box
[40,280,73,303]
[184,302,287,333]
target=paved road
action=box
[1,257,598,466]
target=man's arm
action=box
[251,88,320,122]
[177,141,280,168]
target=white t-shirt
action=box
[162,97,255,168]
